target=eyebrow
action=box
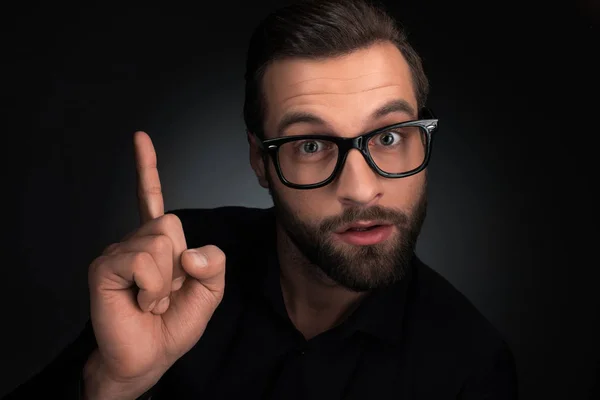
[276,112,327,135]
[276,98,417,135]
[370,99,416,120]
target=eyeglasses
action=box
[254,108,439,190]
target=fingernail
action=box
[157,296,170,309]
[148,300,157,312]
[171,276,186,291]
[191,251,208,267]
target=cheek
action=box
[383,173,426,208]
[271,175,340,219]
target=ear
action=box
[248,131,270,189]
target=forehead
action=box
[262,41,417,136]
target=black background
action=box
[2,1,598,398]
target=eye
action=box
[297,140,328,154]
[374,131,402,146]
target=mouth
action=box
[336,221,387,233]
[334,221,394,246]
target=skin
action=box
[83,132,226,399]
[81,40,427,399]
[249,42,428,339]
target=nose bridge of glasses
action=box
[336,135,377,175]
[337,135,370,155]
[336,136,365,152]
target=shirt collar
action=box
[346,256,414,346]
[258,207,414,347]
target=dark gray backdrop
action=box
[3,1,598,399]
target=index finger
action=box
[134,131,164,224]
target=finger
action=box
[134,131,164,224]
[180,245,226,295]
[113,234,174,300]
[164,245,226,332]
[102,242,120,255]
[150,293,171,315]
[134,213,188,284]
[90,252,164,312]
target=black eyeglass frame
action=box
[254,108,439,190]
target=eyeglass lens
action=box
[277,125,427,185]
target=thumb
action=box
[161,245,226,359]
[179,245,226,299]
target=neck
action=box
[275,222,368,340]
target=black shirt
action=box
[4,206,518,399]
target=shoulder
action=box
[405,258,515,381]
[410,259,498,334]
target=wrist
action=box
[82,350,158,400]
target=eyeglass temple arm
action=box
[247,130,266,149]
[419,107,439,133]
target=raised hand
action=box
[84,131,226,400]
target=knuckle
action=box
[148,235,172,254]
[145,273,164,294]
[131,251,154,271]
[139,184,162,196]
[102,242,120,255]
[204,244,226,266]
[160,213,183,232]
[147,185,162,195]
[88,255,107,283]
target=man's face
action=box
[250,42,427,292]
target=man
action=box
[4,0,518,399]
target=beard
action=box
[267,174,428,293]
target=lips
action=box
[336,221,388,233]
[345,225,380,232]
[334,222,394,246]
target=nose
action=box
[334,149,382,207]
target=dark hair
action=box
[243,0,429,138]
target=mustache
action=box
[318,205,410,234]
